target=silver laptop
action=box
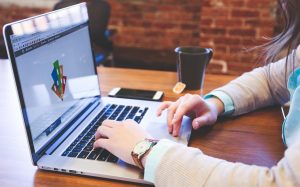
[3,3,191,184]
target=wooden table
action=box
[0,60,285,187]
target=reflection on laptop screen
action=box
[9,4,100,152]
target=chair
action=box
[0,33,8,59]
[54,0,115,66]
[0,40,8,59]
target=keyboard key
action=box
[90,126,98,132]
[109,105,124,120]
[66,146,74,152]
[110,104,117,110]
[94,148,103,153]
[79,139,89,145]
[87,150,101,160]
[77,151,89,159]
[126,115,134,119]
[71,140,78,146]
[83,141,94,151]
[141,107,149,117]
[86,131,94,137]
[134,116,142,123]
[107,154,119,163]
[84,145,93,151]
[73,137,81,143]
[62,150,69,156]
[72,147,82,153]
[82,136,90,141]
[97,149,110,161]
[68,152,79,157]
[86,140,94,146]
[131,106,140,114]
[109,114,118,120]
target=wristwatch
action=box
[131,139,158,170]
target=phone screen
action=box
[117,89,157,99]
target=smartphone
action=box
[108,87,164,101]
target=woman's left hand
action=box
[93,119,152,166]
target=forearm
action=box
[143,139,300,187]
[215,57,291,116]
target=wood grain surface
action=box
[0,61,285,187]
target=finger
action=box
[173,94,203,124]
[95,125,113,140]
[192,114,210,129]
[171,97,191,136]
[167,101,181,133]
[123,119,140,127]
[93,138,110,149]
[102,119,119,128]
[172,117,182,137]
[156,101,172,116]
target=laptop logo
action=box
[51,60,67,100]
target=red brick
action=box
[229,28,256,37]
[202,28,226,35]
[231,9,259,18]
[214,37,241,45]
[181,23,199,30]
[214,19,243,27]
[201,8,230,18]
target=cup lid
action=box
[175,46,211,55]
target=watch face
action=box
[133,141,152,155]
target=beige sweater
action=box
[144,50,300,186]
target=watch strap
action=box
[131,139,158,170]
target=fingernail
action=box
[172,130,177,136]
[195,121,200,128]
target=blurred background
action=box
[0,0,282,75]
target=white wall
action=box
[0,0,60,8]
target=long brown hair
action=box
[264,0,300,66]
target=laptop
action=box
[3,3,191,184]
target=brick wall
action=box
[110,0,277,74]
[109,0,201,49]
[200,0,277,73]
[0,0,278,75]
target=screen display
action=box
[8,4,100,152]
[116,88,157,99]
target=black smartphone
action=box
[108,87,164,101]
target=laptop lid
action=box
[3,3,101,164]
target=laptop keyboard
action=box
[61,104,149,163]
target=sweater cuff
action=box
[204,90,235,116]
[144,139,176,183]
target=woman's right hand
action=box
[157,94,224,137]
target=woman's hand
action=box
[93,119,152,166]
[157,94,224,136]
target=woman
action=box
[94,0,300,186]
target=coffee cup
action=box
[175,47,213,91]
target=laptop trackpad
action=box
[145,116,192,145]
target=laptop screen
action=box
[7,4,100,152]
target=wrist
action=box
[205,97,224,116]
[131,139,158,170]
